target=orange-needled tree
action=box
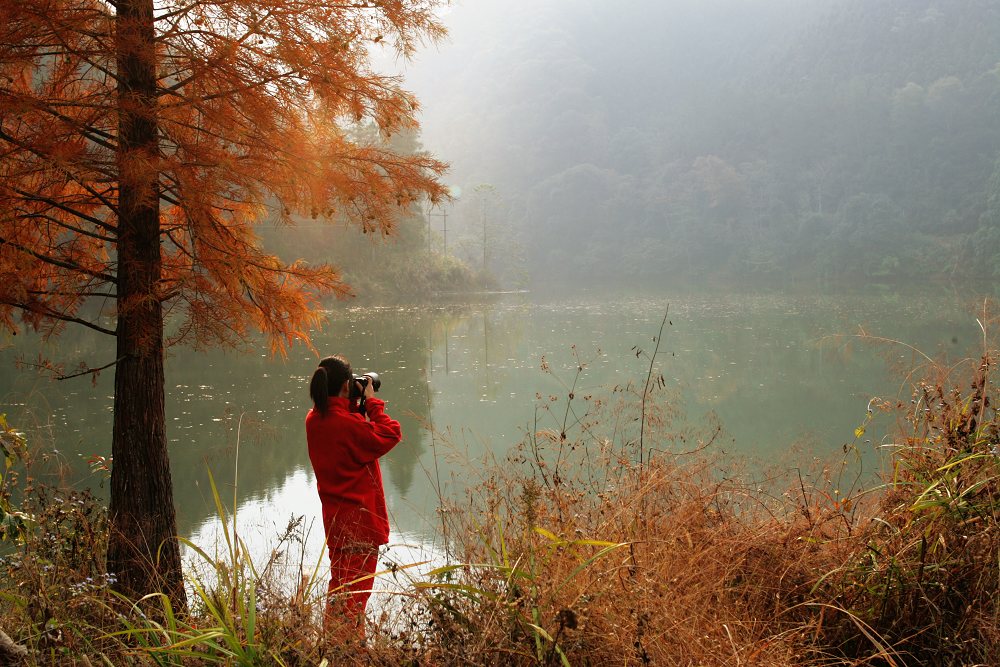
[0,0,446,603]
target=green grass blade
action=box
[556,542,628,594]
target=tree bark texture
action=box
[107,0,186,606]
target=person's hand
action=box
[363,378,376,399]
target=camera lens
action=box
[350,372,381,399]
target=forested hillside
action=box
[402,0,1000,287]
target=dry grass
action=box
[1,329,998,666]
[365,340,999,666]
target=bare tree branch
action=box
[56,355,127,380]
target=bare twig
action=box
[640,306,669,468]
[55,355,126,381]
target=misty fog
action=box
[378,0,1000,291]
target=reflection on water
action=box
[0,289,984,571]
[184,467,444,610]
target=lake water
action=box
[0,287,987,584]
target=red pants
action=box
[325,545,379,634]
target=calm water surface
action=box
[0,288,984,577]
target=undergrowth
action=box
[0,308,997,666]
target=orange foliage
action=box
[0,0,448,353]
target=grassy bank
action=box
[1,332,997,665]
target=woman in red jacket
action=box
[306,355,402,638]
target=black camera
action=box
[349,372,381,399]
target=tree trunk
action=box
[107,0,186,606]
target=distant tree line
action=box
[262,127,506,300]
[415,0,1000,287]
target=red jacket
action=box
[306,396,402,548]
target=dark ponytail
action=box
[309,367,330,415]
[309,355,352,416]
